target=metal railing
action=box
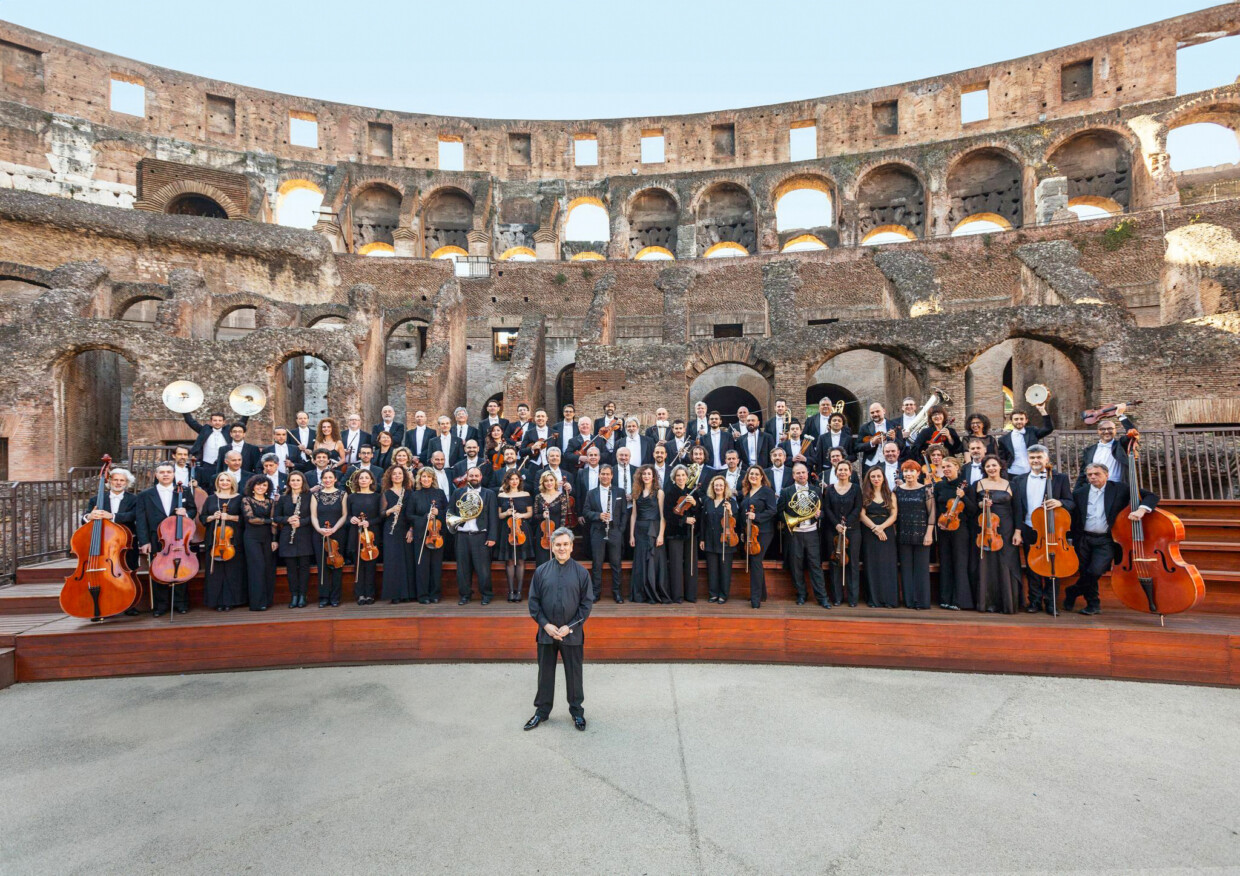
[1044,428,1240,500]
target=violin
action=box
[540,504,554,550]
[61,455,140,621]
[1081,400,1142,425]
[528,432,559,455]
[563,482,578,528]
[937,487,965,531]
[746,514,761,556]
[1109,429,1204,615]
[926,417,956,448]
[507,513,526,546]
[357,513,379,562]
[673,493,696,515]
[721,501,739,549]
[597,423,615,442]
[424,506,444,550]
[453,473,468,488]
[1027,475,1078,582]
[510,422,527,443]
[976,492,1003,553]
[211,505,236,563]
[323,534,345,569]
[151,483,200,585]
[490,446,506,471]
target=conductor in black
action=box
[525,527,594,731]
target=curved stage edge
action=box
[10,599,1239,688]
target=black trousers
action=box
[152,579,190,613]
[745,531,774,607]
[245,537,276,609]
[1065,532,1113,610]
[898,543,932,609]
[667,536,697,602]
[787,530,827,603]
[827,527,861,605]
[455,531,493,599]
[317,565,342,603]
[704,551,733,599]
[589,526,623,600]
[534,640,584,719]
[284,555,311,598]
[354,557,377,600]
[416,548,443,601]
[938,526,973,609]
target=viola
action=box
[61,455,140,622]
[151,484,200,585]
[721,501,739,549]
[746,515,762,556]
[507,514,526,546]
[1081,400,1142,425]
[425,508,444,550]
[597,423,615,442]
[1109,429,1204,615]
[357,513,379,562]
[937,488,965,531]
[490,447,506,471]
[189,455,207,543]
[453,473,468,488]
[510,422,527,443]
[528,432,558,455]
[323,534,345,570]
[673,493,696,516]
[211,510,236,563]
[1028,484,1078,581]
[976,495,1003,553]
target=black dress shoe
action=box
[1025,605,1040,613]
[1080,606,1101,616]
[330,601,340,607]
[848,602,858,608]
[431,598,440,603]
[175,608,188,614]
[795,597,806,605]
[258,606,268,611]
[751,603,760,609]
[718,598,727,605]
[523,714,547,731]
[819,600,831,609]
[289,600,298,609]
[481,597,492,605]
[318,600,328,608]
[458,597,470,605]
[152,610,166,618]
[574,716,587,731]
[124,607,140,616]
[418,598,430,605]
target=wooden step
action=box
[1180,519,1240,541]
[0,583,61,615]
[1180,541,1240,571]
[0,647,13,690]
[1160,501,1240,521]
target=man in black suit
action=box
[665,419,694,468]
[506,403,533,444]
[258,454,289,497]
[286,411,315,471]
[477,398,509,439]
[701,410,734,470]
[429,415,464,468]
[574,445,605,503]
[82,465,142,615]
[617,417,654,468]
[736,412,774,469]
[402,410,434,463]
[344,446,382,492]
[763,398,792,443]
[779,463,829,607]
[686,400,710,443]
[813,413,854,468]
[1066,461,1159,615]
[567,417,611,469]
[450,407,480,447]
[1010,444,1075,613]
[450,467,499,605]
[214,450,256,496]
[262,428,300,476]
[649,444,672,491]
[371,405,406,448]
[451,440,488,487]
[778,421,813,477]
[136,462,198,616]
[555,404,580,461]
[645,407,674,447]
[340,414,372,467]
[961,437,989,487]
[183,410,250,484]
[612,447,637,503]
[764,446,792,497]
[303,450,337,491]
[1074,405,1137,489]
[593,400,620,437]
[584,464,627,603]
[998,402,1054,476]
[803,395,838,440]
[213,422,262,474]
[853,402,901,470]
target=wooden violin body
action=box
[540,511,554,550]
[746,519,761,556]
[506,514,526,546]
[976,505,1003,552]
[357,514,379,562]
[323,535,345,569]
[1111,507,1203,615]
[211,517,236,563]
[673,493,695,516]
[151,486,199,585]
[937,493,964,531]
[61,456,140,621]
[425,507,444,550]
[1028,503,1078,578]
[721,503,739,549]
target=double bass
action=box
[61,456,140,622]
[1109,429,1204,617]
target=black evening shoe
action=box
[419,598,430,605]
[1062,593,1077,611]
[574,716,587,731]
[431,597,440,603]
[330,600,340,607]
[614,594,624,604]
[175,607,188,614]
[124,607,140,616]
[152,610,166,618]
[795,597,806,605]
[481,596,492,605]
[1080,606,1101,616]
[751,603,760,609]
[458,597,470,605]
[523,714,546,731]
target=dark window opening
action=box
[872,100,898,136]
[711,123,735,157]
[493,328,518,361]
[808,318,838,327]
[1061,59,1094,102]
[712,323,743,338]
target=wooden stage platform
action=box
[3,500,1238,688]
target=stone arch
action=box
[563,196,610,246]
[626,187,679,257]
[350,182,402,249]
[1045,128,1134,211]
[693,181,757,256]
[1158,99,1240,148]
[686,342,774,421]
[772,171,836,233]
[111,289,167,321]
[276,178,324,229]
[1163,105,1240,172]
[140,180,244,219]
[807,347,922,427]
[54,343,142,469]
[781,234,828,253]
[945,146,1024,229]
[215,304,259,341]
[855,163,927,240]
[966,333,1094,426]
[555,363,575,412]
[271,348,334,427]
[421,186,475,257]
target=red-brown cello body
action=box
[1109,430,1204,615]
[150,484,200,585]
[61,456,140,621]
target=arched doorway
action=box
[479,392,505,423]
[804,383,861,431]
[689,362,771,425]
[967,338,1088,427]
[166,193,228,219]
[810,350,918,425]
[702,387,762,427]
[386,320,425,421]
[274,354,330,426]
[58,348,135,468]
[555,364,575,412]
[215,306,258,341]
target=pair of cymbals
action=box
[161,381,267,417]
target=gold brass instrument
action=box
[446,489,484,532]
[684,463,703,492]
[783,486,821,529]
[901,387,953,437]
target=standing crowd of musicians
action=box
[81,395,1157,618]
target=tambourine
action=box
[1024,384,1050,406]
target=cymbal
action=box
[162,380,204,414]
[229,383,267,417]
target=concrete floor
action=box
[1,664,1238,875]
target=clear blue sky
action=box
[2,0,1234,119]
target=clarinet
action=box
[389,488,405,535]
[287,493,301,545]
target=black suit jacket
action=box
[448,485,499,541]
[997,414,1054,468]
[803,412,839,440]
[135,485,198,548]
[371,421,406,447]
[213,441,262,474]
[449,424,480,447]
[258,471,289,497]
[451,458,491,490]
[344,464,382,492]
[644,423,675,446]
[339,429,373,464]
[854,420,903,463]
[813,429,855,467]
[477,417,510,440]
[183,412,249,462]
[1010,471,1075,540]
[260,443,302,474]
[519,428,562,463]
[402,425,435,462]
[699,430,735,468]
[1070,480,1159,552]
[762,414,794,441]
[506,419,534,443]
[1074,417,1137,489]
[734,430,774,469]
[82,492,138,527]
[285,426,315,469]
[428,433,464,468]
[209,469,256,496]
[613,433,655,467]
[584,485,628,544]
[764,466,793,498]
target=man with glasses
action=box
[1073,403,1136,489]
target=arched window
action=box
[774,179,833,231]
[860,225,917,246]
[856,165,925,240]
[703,241,748,258]
[166,194,227,219]
[1066,196,1122,221]
[951,213,1012,236]
[358,242,396,257]
[946,149,1023,230]
[1166,121,1240,171]
[215,306,258,341]
[695,183,756,256]
[498,246,537,261]
[627,188,678,257]
[1047,130,1131,212]
[276,180,324,229]
[634,246,675,261]
[351,184,401,248]
[564,197,610,242]
[780,234,828,253]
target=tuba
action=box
[446,489,484,532]
[902,387,953,437]
[783,486,821,529]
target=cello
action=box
[61,456,140,622]
[1109,429,1204,618]
[150,483,200,617]
[1027,467,1078,616]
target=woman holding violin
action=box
[408,466,448,604]
[630,464,669,603]
[241,475,278,611]
[534,471,566,567]
[911,405,962,460]
[895,461,935,610]
[347,469,382,605]
[496,469,534,602]
[485,423,508,472]
[380,465,414,604]
[974,454,1022,613]
[932,457,973,610]
[663,465,698,603]
[202,471,245,611]
[860,466,898,608]
[699,474,739,604]
[276,470,313,608]
[824,460,862,607]
[310,468,348,608]
[738,466,778,609]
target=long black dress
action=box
[381,488,414,601]
[202,494,245,609]
[862,498,899,608]
[663,484,698,603]
[346,490,382,601]
[242,496,276,610]
[896,485,933,609]
[631,490,669,603]
[276,491,314,604]
[496,494,534,561]
[312,489,346,606]
[406,486,448,602]
[976,486,1022,614]
[824,482,863,606]
[738,486,778,608]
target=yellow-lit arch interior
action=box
[358,242,396,256]
[571,251,605,261]
[861,224,917,244]
[430,245,468,259]
[781,234,828,252]
[703,241,749,258]
[952,212,1013,233]
[634,246,675,260]
[499,246,537,261]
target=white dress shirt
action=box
[173,465,192,487]
[1022,472,1048,527]
[561,425,574,451]
[866,420,889,467]
[709,430,724,468]
[791,484,818,533]
[532,427,550,465]
[725,468,741,492]
[268,472,282,495]
[434,468,451,495]
[203,429,226,467]
[745,431,759,465]
[1008,429,1031,476]
[1093,442,1121,481]
[965,461,985,485]
[1085,485,1108,533]
[883,461,899,491]
[585,466,600,491]
[616,465,631,495]
[456,423,470,442]
[769,466,786,494]
[458,487,481,532]
[272,442,289,467]
[344,430,362,463]
[156,483,174,515]
[624,434,644,466]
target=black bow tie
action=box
[1031,474,1047,479]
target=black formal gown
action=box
[406,486,448,602]
[346,490,382,601]
[276,492,314,602]
[630,490,669,603]
[976,487,1022,614]
[863,499,899,607]
[496,494,534,561]
[202,494,245,609]
[896,485,933,609]
[312,489,346,605]
[933,478,974,609]
[241,496,277,610]
[824,482,863,606]
[738,486,778,608]
[381,488,414,601]
[533,493,566,567]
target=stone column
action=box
[467,230,492,258]
[1034,177,1072,225]
[533,229,559,261]
[392,227,418,257]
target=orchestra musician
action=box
[313,417,346,468]
[619,417,652,468]
[686,400,710,441]
[667,419,693,465]
[663,465,697,603]
[408,466,448,604]
[1010,445,1074,614]
[496,470,534,602]
[824,460,862,607]
[739,466,778,609]
[736,413,774,469]
[371,404,405,448]
[171,446,194,487]
[855,403,901,470]
[289,411,315,470]
[82,466,140,616]
[534,471,567,567]
[556,404,580,465]
[450,467,499,605]
[345,445,383,491]
[700,475,739,604]
[309,468,347,608]
[506,403,533,443]
[875,442,903,491]
[201,471,245,611]
[933,457,973,611]
[380,464,415,604]
[276,470,313,608]
[451,440,487,488]
[136,461,198,617]
[257,453,287,499]
[584,464,626,603]
[1074,404,1137,489]
[262,427,299,475]
[765,446,791,497]
[345,469,382,605]
[910,405,962,459]
[429,415,464,468]
[703,411,734,470]
[997,402,1053,476]
[241,474,278,612]
[763,398,791,443]
[779,463,828,608]
[974,455,1022,614]
[520,409,555,467]
[451,407,479,448]
[402,410,433,463]
[894,462,935,611]
[645,407,673,446]
[860,466,898,608]
[478,398,509,439]
[897,397,921,440]
[182,409,249,485]
[650,444,671,491]
[964,413,1001,461]
[804,395,837,440]
[303,450,336,490]
[341,414,371,467]
[593,401,620,440]
[813,412,853,469]
[629,465,669,603]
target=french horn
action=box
[446,489,484,532]
[783,486,821,529]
